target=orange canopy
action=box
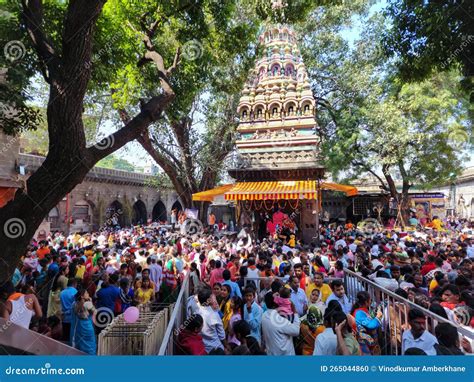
[191,184,234,202]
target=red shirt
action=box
[421,262,436,276]
[176,330,207,355]
[299,274,307,291]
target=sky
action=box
[103,0,393,171]
[28,0,474,172]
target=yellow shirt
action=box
[136,288,154,304]
[75,265,85,279]
[432,219,443,231]
[306,283,332,303]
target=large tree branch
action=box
[137,131,191,204]
[21,0,59,81]
[352,160,388,192]
[88,93,174,162]
[170,118,198,192]
[382,164,399,199]
[62,0,106,77]
[130,12,181,95]
[149,136,183,170]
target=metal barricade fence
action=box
[158,273,190,355]
[344,268,474,355]
[98,303,172,355]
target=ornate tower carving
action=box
[229,25,323,181]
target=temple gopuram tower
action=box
[228,25,324,182]
[192,19,357,243]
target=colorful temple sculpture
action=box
[229,26,323,182]
[193,25,357,243]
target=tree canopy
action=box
[383,0,474,103]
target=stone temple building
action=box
[193,25,357,243]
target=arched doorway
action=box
[171,200,183,213]
[106,200,124,227]
[152,200,167,223]
[132,200,147,225]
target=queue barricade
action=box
[343,268,474,355]
[158,273,190,355]
[98,308,168,355]
[98,298,176,355]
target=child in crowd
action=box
[274,287,294,316]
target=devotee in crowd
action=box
[0,215,472,356]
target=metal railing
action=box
[98,303,172,355]
[343,268,474,355]
[0,318,85,355]
[158,273,190,355]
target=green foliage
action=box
[96,154,136,172]
[383,0,474,102]
[0,0,43,135]
[303,7,473,191]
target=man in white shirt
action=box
[348,237,357,253]
[149,258,163,294]
[313,311,346,355]
[402,309,438,355]
[196,288,226,353]
[261,292,300,355]
[289,276,308,316]
[466,238,474,259]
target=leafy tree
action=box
[96,154,136,172]
[383,0,474,103]
[0,0,245,280]
[301,8,472,224]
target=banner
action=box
[0,356,472,382]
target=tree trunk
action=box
[0,154,92,280]
[0,0,178,281]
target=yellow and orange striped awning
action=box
[225,181,317,201]
[192,181,358,202]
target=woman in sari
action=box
[297,305,325,355]
[47,265,69,318]
[350,291,382,355]
[70,289,96,355]
[219,285,232,329]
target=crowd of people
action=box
[0,213,473,356]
